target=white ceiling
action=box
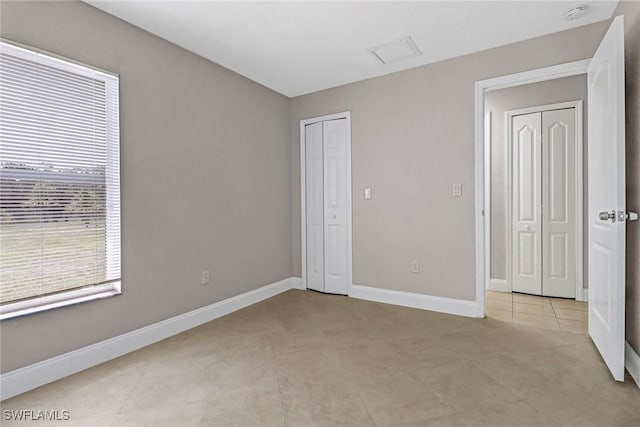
[86,1,618,97]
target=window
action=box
[0,40,121,320]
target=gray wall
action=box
[485,75,588,289]
[290,22,609,301]
[615,1,640,355]
[0,1,292,373]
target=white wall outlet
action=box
[411,260,420,273]
[364,187,372,199]
[201,270,210,285]
[452,183,462,197]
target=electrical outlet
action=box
[411,260,420,273]
[364,187,372,199]
[201,270,210,285]
[452,184,462,197]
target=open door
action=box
[587,16,626,381]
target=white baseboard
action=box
[0,277,299,401]
[625,340,640,388]
[487,278,509,293]
[290,276,304,290]
[351,284,481,318]
[579,288,589,303]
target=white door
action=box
[542,108,577,298]
[512,112,543,295]
[305,122,325,292]
[587,16,626,381]
[323,119,349,294]
[304,117,350,295]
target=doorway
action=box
[476,15,627,382]
[300,111,353,295]
[483,84,587,333]
[484,79,587,304]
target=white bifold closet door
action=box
[305,119,349,295]
[512,112,543,295]
[305,122,325,292]
[512,108,577,298]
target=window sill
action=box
[0,282,121,321]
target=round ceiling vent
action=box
[564,4,590,21]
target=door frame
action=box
[475,59,590,317]
[300,111,353,295]
[500,101,585,300]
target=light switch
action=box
[364,187,372,199]
[452,184,462,197]
[411,260,420,273]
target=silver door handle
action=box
[599,210,616,222]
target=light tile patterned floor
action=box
[487,291,588,334]
[2,290,639,426]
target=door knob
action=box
[525,225,530,230]
[599,210,616,222]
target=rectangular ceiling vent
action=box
[369,36,422,65]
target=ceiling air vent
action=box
[369,36,422,65]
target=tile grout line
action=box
[550,299,589,333]
[433,391,459,423]
[267,334,290,427]
[549,298,558,324]
[110,360,150,424]
[196,401,204,427]
[511,292,515,322]
[354,389,379,427]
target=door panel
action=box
[518,125,537,222]
[512,112,542,295]
[548,233,568,279]
[548,123,568,223]
[587,16,626,381]
[542,108,576,298]
[323,119,349,294]
[305,122,324,292]
[518,232,536,276]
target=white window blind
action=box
[0,40,120,319]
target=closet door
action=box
[512,112,543,295]
[542,108,576,298]
[305,122,324,292]
[323,119,349,294]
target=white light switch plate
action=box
[452,184,462,197]
[364,187,372,199]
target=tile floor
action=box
[2,289,639,426]
[486,291,588,334]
